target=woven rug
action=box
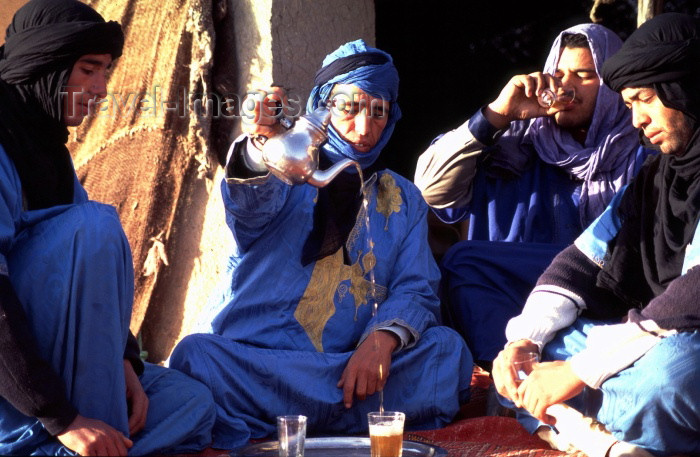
[407,417,565,457]
[400,368,576,457]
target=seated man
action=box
[413,24,655,366]
[169,40,472,450]
[0,0,215,455]
[492,13,700,456]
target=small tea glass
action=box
[538,87,575,109]
[368,411,405,457]
[277,415,307,457]
[512,351,540,383]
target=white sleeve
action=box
[375,324,412,352]
[413,120,484,210]
[505,285,585,351]
[570,319,675,389]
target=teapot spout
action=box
[307,158,358,187]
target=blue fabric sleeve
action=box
[467,106,505,145]
[221,139,293,253]
[574,185,628,267]
[426,107,505,225]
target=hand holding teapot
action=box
[242,87,357,187]
[241,87,291,148]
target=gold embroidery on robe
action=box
[295,249,350,352]
[376,173,403,230]
[362,249,376,272]
[295,247,387,351]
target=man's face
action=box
[552,46,599,132]
[328,84,390,153]
[62,53,112,127]
[621,87,693,156]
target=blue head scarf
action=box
[306,39,401,170]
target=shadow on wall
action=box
[208,0,241,166]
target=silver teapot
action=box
[261,106,356,187]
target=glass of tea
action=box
[538,87,575,109]
[368,411,405,457]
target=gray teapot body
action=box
[261,107,356,187]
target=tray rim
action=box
[229,436,448,457]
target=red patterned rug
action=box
[407,416,570,456]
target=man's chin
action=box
[350,145,372,153]
[64,115,86,127]
[554,113,589,131]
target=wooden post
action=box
[638,0,665,26]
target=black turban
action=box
[0,0,124,210]
[601,13,700,122]
[0,0,124,85]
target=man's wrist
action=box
[505,338,541,354]
[242,137,269,172]
[376,330,401,352]
[483,104,512,130]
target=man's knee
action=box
[169,334,213,373]
[71,202,128,252]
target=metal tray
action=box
[229,436,447,457]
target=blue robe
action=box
[169,169,473,450]
[0,145,215,455]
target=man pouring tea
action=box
[169,39,473,449]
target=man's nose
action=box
[353,108,370,135]
[631,107,649,129]
[91,74,108,99]
[560,72,574,88]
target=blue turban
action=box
[306,39,401,170]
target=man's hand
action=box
[485,72,563,128]
[337,330,399,408]
[241,87,289,140]
[492,339,540,404]
[56,414,133,456]
[516,360,586,426]
[124,360,148,436]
